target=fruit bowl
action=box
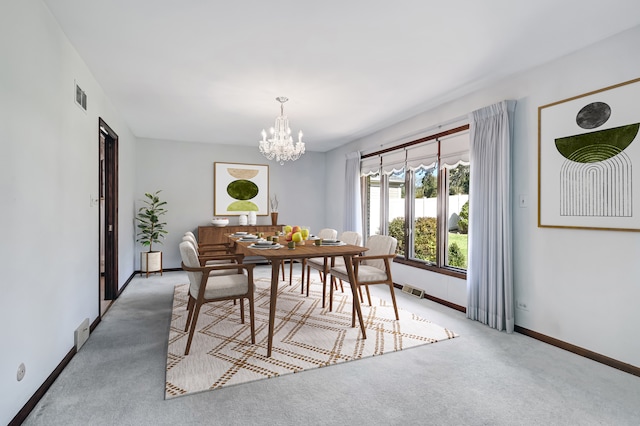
[211,217,229,227]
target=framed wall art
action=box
[538,77,640,231]
[214,162,269,216]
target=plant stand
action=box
[140,251,163,278]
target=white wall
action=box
[0,1,137,424]
[326,26,640,368]
[135,138,327,269]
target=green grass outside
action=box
[448,232,469,269]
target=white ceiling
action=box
[43,0,640,152]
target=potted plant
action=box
[136,190,168,277]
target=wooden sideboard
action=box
[197,225,282,246]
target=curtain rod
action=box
[362,123,469,159]
[360,113,468,158]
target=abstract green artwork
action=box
[538,77,640,231]
[214,162,269,216]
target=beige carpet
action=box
[165,276,458,399]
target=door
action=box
[99,118,118,314]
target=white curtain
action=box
[344,151,363,234]
[467,100,515,332]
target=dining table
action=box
[229,234,369,357]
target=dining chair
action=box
[329,234,399,322]
[179,241,256,355]
[182,234,241,266]
[184,231,234,258]
[305,231,361,307]
[283,228,338,289]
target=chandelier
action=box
[259,96,306,165]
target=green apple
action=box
[284,225,293,234]
[292,232,303,243]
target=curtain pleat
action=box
[344,151,363,234]
[467,100,515,332]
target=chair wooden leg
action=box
[365,285,372,306]
[329,276,337,312]
[184,296,195,332]
[248,293,256,344]
[184,302,203,355]
[289,259,293,286]
[239,297,245,323]
[351,284,358,327]
[388,282,399,320]
[320,267,329,307]
[302,259,307,294]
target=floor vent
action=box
[74,318,90,350]
[402,285,424,299]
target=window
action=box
[362,125,469,276]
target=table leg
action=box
[343,254,366,339]
[320,257,328,307]
[267,259,280,357]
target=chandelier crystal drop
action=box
[258,96,306,165]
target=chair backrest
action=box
[339,231,361,246]
[179,241,203,297]
[363,235,397,270]
[184,232,199,249]
[318,228,338,240]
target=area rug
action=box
[165,276,457,399]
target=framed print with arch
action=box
[214,162,269,216]
[538,77,640,231]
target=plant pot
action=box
[271,212,278,226]
[141,251,163,278]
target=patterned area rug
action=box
[165,276,458,399]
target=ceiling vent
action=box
[75,80,87,111]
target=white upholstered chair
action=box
[329,234,399,321]
[179,241,256,355]
[182,233,240,267]
[305,231,361,307]
[184,231,234,260]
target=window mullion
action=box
[437,167,448,267]
[381,173,389,235]
[405,169,414,259]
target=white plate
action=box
[321,241,346,246]
[249,243,283,250]
[238,236,258,241]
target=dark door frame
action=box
[99,118,118,301]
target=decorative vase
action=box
[271,212,278,226]
[238,214,248,226]
[248,211,257,225]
